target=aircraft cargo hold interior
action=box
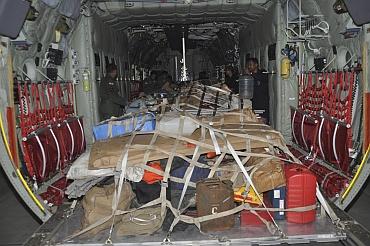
[0,0,370,245]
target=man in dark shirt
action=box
[223,65,239,93]
[99,64,126,120]
[246,58,269,124]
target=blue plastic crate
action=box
[93,113,155,141]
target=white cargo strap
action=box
[124,116,131,132]
[208,153,226,178]
[136,114,143,131]
[245,138,251,152]
[316,184,340,223]
[132,114,138,132]
[77,117,85,153]
[168,114,204,230]
[185,112,283,147]
[177,145,201,210]
[332,121,339,164]
[49,127,60,170]
[246,157,275,192]
[130,214,157,226]
[224,138,283,237]
[106,112,147,138]
[64,201,163,242]
[107,121,113,138]
[66,121,75,159]
[209,128,221,155]
[35,133,47,179]
[130,142,211,168]
[318,117,326,160]
[301,114,308,150]
[159,115,185,220]
[150,129,278,158]
[67,111,307,241]
[291,109,298,144]
[249,210,277,235]
[169,201,316,234]
[142,131,160,165]
[320,171,335,190]
[106,135,134,242]
[106,128,141,243]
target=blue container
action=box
[93,113,155,141]
[268,186,286,220]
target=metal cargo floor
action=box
[27,203,346,246]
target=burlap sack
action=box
[82,182,135,234]
[245,148,270,166]
[115,206,164,236]
[251,159,286,193]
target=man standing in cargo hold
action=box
[99,64,126,120]
[223,65,239,93]
[246,58,269,124]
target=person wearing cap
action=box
[246,58,269,124]
[99,63,126,120]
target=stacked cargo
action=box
[61,82,328,243]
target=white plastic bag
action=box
[67,148,144,182]
[158,111,199,136]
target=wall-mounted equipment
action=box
[314,57,327,71]
[47,47,64,66]
[285,0,329,41]
[333,0,348,14]
[82,70,90,92]
[281,44,298,66]
[0,0,30,39]
[46,68,58,81]
[281,56,291,79]
[26,6,39,21]
[55,17,71,35]
[70,48,80,84]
